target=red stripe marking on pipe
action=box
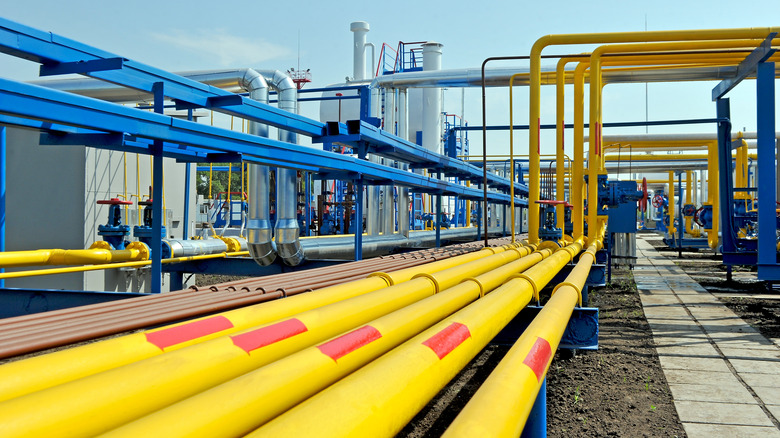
[523,337,552,382]
[422,322,471,360]
[145,316,234,350]
[231,318,308,354]
[317,325,382,362]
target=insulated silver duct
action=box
[259,70,304,266]
[232,69,277,267]
[301,227,504,260]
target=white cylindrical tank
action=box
[350,21,370,81]
[421,42,444,153]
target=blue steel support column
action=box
[151,82,165,294]
[354,178,363,260]
[435,172,442,248]
[182,109,193,240]
[171,108,193,292]
[476,201,483,242]
[0,126,5,288]
[678,171,683,257]
[757,61,777,274]
[305,172,311,237]
[503,204,507,236]
[716,98,737,255]
[520,377,547,438]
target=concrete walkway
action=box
[635,236,780,437]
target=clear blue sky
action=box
[2,0,779,158]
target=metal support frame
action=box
[678,171,683,258]
[151,83,164,293]
[757,61,779,279]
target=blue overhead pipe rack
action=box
[0,17,528,294]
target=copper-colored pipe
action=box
[0,239,513,359]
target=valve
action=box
[133,199,167,247]
[652,194,665,209]
[536,200,564,241]
[694,205,714,229]
[97,198,132,249]
[638,178,648,212]
[682,204,696,217]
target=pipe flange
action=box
[412,273,441,294]
[89,241,111,250]
[483,247,498,254]
[461,277,485,297]
[218,237,241,253]
[508,273,538,301]
[551,281,583,307]
[367,271,394,287]
[125,241,150,261]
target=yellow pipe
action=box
[708,140,720,249]
[102,247,550,438]
[0,245,506,404]
[249,243,581,438]
[0,250,248,281]
[587,40,765,244]
[444,241,601,437]
[606,152,755,161]
[530,27,779,245]
[509,73,522,243]
[0,246,533,437]
[0,244,148,268]
[554,58,569,231]
[573,63,587,240]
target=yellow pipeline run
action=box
[0,242,148,268]
[0,245,505,402]
[101,247,551,437]
[0,245,534,437]
[250,241,582,438]
[0,249,247,280]
[529,26,779,244]
[444,240,602,437]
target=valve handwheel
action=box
[97,198,132,205]
[639,177,648,212]
[651,194,664,209]
[694,206,706,227]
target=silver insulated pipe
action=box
[260,70,305,266]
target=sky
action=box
[1,0,779,161]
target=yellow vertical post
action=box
[554,58,569,232]
[572,63,588,240]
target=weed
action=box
[623,376,627,383]
[650,404,657,412]
[574,385,581,404]
[644,376,651,392]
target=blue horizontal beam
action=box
[315,120,529,196]
[0,17,326,137]
[39,57,125,77]
[0,78,520,204]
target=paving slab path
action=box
[636,236,780,437]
